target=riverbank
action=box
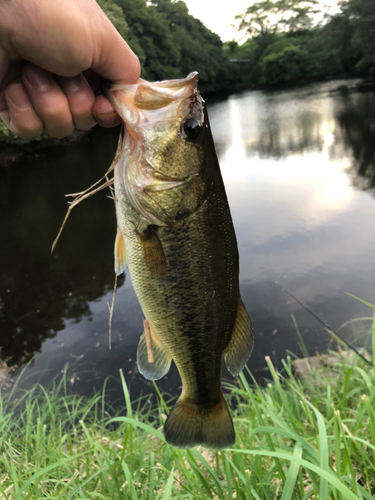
[0,128,92,168]
[1,338,374,499]
[1,75,374,169]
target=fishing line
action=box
[276,283,373,367]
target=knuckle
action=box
[74,117,97,131]
[14,124,44,139]
[71,100,95,119]
[46,124,75,139]
[41,104,69,122]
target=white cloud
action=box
[183,0,341,42]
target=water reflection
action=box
[208,80,375,362]
[0,129,121,366]
[334,91,375,190]
[210,81,375,192]
[1,80,375,397]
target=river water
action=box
[1,79,375,399]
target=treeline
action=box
[97,0,234,93]
[224,0,375,86]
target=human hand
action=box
[0,0,140,139]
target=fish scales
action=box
[118,177,238,402]
[108,72,254,449]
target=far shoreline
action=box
[1,75,374,169]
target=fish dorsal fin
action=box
[114,227,127,275]
[224,299,254,377]
[137,319,172,380]
[136,226,167,277]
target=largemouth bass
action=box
[107,72,254,449]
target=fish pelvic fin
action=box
[114,227,127,275]
[164,393,235,449]
[137,319,171,380]
[224,298,254,377]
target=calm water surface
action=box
[1,79,375,399]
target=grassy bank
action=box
[1,318,374,500]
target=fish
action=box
[106,72,254,449]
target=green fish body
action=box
[107,73,254,449]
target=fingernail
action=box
[23,65,51,92]
[6,83,31,109]
[62,75,83,93]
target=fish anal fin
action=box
[164,392,235,449]
[224,298,254,377]
[114,227,127,275]
[137,319,171,380]
[137,226,167,277]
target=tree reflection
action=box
[242,91,328,159]
[236,85,375,193]
[0,127,123,366]
[334,90,375,190]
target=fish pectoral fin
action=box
[114,227,127,275]
[136,226,167,277]
[137,319,171,380]
[223,298,254,377]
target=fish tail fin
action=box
[163,392,235,449]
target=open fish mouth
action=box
[107,72,200,112]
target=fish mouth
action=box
[106,72,199,115]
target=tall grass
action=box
[1,307,374,499]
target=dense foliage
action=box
[225,0,375,86]
[98,0,235,93]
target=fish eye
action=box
[183,119,202,140]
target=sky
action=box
[183,0,341,43]
[183,0,250,42]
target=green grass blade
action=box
[161,468,174,500]
[346,294,375,310]
[280,443,303,500]
[306,402,329,499]
[108,416,164,441]
[17,452,86,498]
[119,369,133,417]
[229,449,360,500]
[291,314,309,358]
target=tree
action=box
[114,0,235,92]
[116,0,181,80]
[339,0,375,73]
[236,0,320,37]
